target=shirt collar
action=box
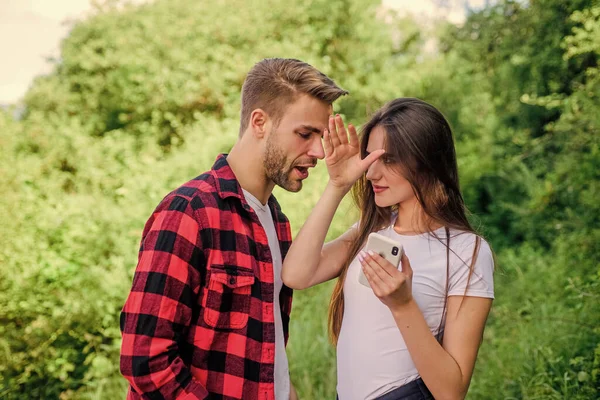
[210,154,283,212]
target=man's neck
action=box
[227,142,275,205]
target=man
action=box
[120,58,347,399]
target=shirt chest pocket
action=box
[202,265,256,330]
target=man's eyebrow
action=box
[298,125,322,134]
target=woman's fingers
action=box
[369,251,402,277]
[400,252,413,277]
[360,256,385,294]
[322,128,333,157]
[329,115,341,148]
[335,114,349,144]
[348,123,359,148]
[360,252,393,293]
[365,251,394,278]
[360,251,414,308]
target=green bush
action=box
[1,0,598,399]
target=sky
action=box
[0,0,487,104]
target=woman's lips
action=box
[372,184,388,193]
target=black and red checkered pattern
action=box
[120,154,293,400]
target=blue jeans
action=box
[337,378,434,400]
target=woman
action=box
[282,98,494,400]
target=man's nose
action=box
[308,137,325,159]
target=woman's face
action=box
[365,125,416,208]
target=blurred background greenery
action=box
[0,0,598,398]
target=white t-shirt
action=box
[242,190,290,400]
[336,221,495,400]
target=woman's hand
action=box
[289,383,299,400]
[359,251,414,311]
[323,114,384,192]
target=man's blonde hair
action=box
[239,58,348,136]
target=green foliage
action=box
[23,0,403,147]
[1,0,598,399]
[432,2,600,398]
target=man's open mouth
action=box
[293,166,310,179]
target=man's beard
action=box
[264,133,301,192]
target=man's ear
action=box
[249,109,270,138]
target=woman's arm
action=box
[391,296,492,400]
[360,252,493,400]
[281,186,357,289]
[282,115,383,289]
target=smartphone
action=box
[358,232,403,288]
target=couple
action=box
[119,58,494,400]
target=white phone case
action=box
[358,232,403,288]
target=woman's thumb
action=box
[361,149,385,170]
[401,252,413,277]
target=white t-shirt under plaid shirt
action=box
[243,189,290,400]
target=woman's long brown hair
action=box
[328,98,482,345]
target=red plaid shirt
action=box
[120,154,294,400]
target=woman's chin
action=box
[374,196,395,208]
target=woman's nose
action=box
[365,159,380,180]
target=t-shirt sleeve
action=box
[448,237,495,299]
